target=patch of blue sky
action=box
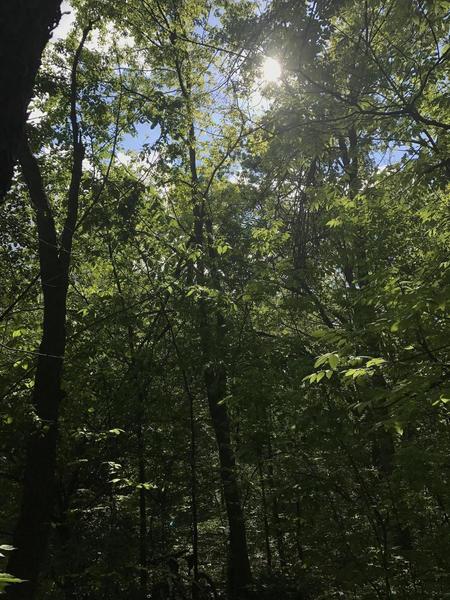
[122,122,161,152]
[371,141,420,170]
[51,1,75,42]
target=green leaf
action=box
[328,354,339,370]
[314,354,329,368]
[344,368,367,379]
[366,357,386,368]
[433,396,450,406]
[394,422,404,435]
[311,329,327,339]
[108,428,125,436]
[326,217,342,228]
[136,482,157,490]
[0,572,25,592]
[217,243,230,255]
[303,373,318,384]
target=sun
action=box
[262,57,281,83]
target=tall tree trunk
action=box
[188,381,199,600]
[191,144,252,599]
[6,140,69,599]
[257,452,272,573]
[204,363,252,599]
[266,433,285,569]
[6,239,66,598]
[172,43,252,597]
[137,419,148,599]
[295,499,304,563]
[0,0,62,199]
[6,27,90,597]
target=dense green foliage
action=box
[1,0,449,598]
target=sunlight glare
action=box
[262,57,281,83]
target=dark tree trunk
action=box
[204,364,252,599]
[0,0,62,199]
[6,140,68,599]
[188,384,199,600]
[6,25,89,596]
[257,453,272,573]
[137,421,148,598]
[266,435,285,569]
[192,164,252,599]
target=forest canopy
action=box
[0,0,449,598]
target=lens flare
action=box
[262,57,281,83]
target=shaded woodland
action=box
[1,1,449,598]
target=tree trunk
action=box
[257,453,272,573]
[204,364,252,599]
[6,142,68,598]
[7,324,65,598]
[137,420,148,599]
[188,385,199,600]
[0,0,62,199]
[171,37,252,598]
[266,434,285,569]
[7,26,89,595]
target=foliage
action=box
[1,0,449,598]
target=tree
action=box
[0,1,449,598]
[0,0,63,200]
